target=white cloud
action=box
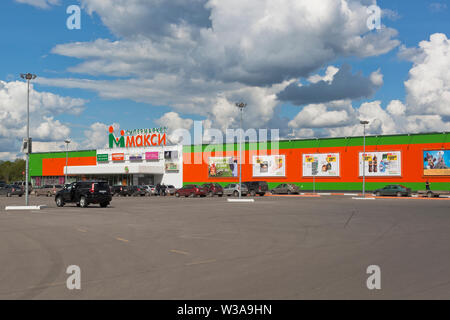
[403,33,450,117]
[0,80,87,158]
[14,0,60,9]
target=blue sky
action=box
[0,0,449,159]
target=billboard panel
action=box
[303,153,340,177]
[359,151,401,176]
[252,155,286,177]
[423,150,450,176]
[208,157,238,178]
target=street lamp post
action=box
[20,73,37,206]
[64,139,71,184]
[360,120,369,198]
[235,102,247,198]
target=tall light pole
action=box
[64,139,71,184]
[360,120,369,198]
[20,73,37,206]
[235,102,247,198]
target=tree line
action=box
[0,159,26,183]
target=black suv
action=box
[55,181,112,208]
[202,183,224,197]
[243,181,269,196]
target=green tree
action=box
[0,159,25,183]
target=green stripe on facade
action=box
[184,181,450,192]
[29,150,97,177]
[182,132,450,153]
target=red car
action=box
[175,185,207,197]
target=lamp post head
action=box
[235,102,247,110]
[360,120,369,125]
[20,73,37,80]
[64,139,71,144]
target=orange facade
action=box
[183,142,450,187]
[42,156,97,176]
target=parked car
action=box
[55,181,112,207]
[112,185,131,197]
[174,185,207,197]
[243,181,268,196]
[166,185,176,196]
[35,184,63,197]
[374,185,412,197]
[270,183,300,195]
[130,185,147,197]
[0,184,24,197]
[143,185,157,196]
[13,181,33,194]
[202,183,224,197]
[223,183,248,197]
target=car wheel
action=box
[209,191,214,197]
[250,190,256,197]
[427,192,433,198]
[218,194,223,197]
[189,193,194,198]
[56,196,64,207]
[376,191,381,197]
[76,203,81,207]
[259,193,265,196]
[175,192,180,197]
[6,192,11,197]
[233,191,239,197]
[287,190,292,195]
[47,192,51,197]
[79,196,88,208]
[100,202,108,208]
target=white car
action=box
[223,183,248,197]
[143,185,157,196]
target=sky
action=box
[0,0,449,160]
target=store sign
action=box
[145,152,159,160]
[108,126,167,148]
[129,155,143,161]
[253,155,286,177]
[112,153,125,161]
[97,154,109,162]
[165,162,179,172]
[303,153,340,177]
[423,150,450,176]
[359,151,401,176]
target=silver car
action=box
[223,183,248,197]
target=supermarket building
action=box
[29,131,450,191]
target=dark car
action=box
[130,185,147,197]
[243,181,269,196]
[174,185,207,198]
[374,185,412,197]
[202,183,224,197]
[0,184,24,197]
[55,181,112,207]
[112,185,131,197]
[270,183,300,195]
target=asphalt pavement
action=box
[1,194,450,299]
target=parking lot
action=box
[1,194,450,299]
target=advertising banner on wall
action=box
[303,153,340,177]
[208,157,238,177]
[112,153,125,161]
[359,151,401,176]
[145,152,159,160]
[423,150,450,176]
[165,162,179,172]
[252,155,286,177]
